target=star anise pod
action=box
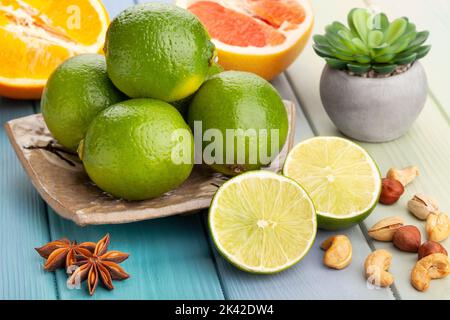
[35,238,96,271]
[67,234,130,295]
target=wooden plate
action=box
[5,101,296,226]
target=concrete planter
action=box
[319,62,428,143]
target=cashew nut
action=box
[320,235,352,270]
[411,253,450,292]
[364,249,394,287]
[386,166,419,186]
[426,212,450,242]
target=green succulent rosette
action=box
[313,8,431,74]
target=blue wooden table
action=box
[1,0,449,300]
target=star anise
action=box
[67,234,130,295]
[35,238,96,271]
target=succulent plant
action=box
[313,8,431,74]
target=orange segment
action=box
[179,0,314,80]
[23,0,106,46]
[0,0,109,99]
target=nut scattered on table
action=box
[368,216,404,242]
[418,241,448,260]
[411,253,450,292]
[426,212,450,242]
[364,249,394,287]
[408,194,439,220]
[379,178,404,205]
[320,235,352,270]
[386,166,419,187]
[392,225,421,252]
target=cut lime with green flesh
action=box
[209,171,317,273]
[283,137,382,230]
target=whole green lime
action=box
[188,71,288,176]
[41,54,125,150]
[207,62,224,78]
[80,99,194,200]
[105,3,215,102]
[171,62,224,116]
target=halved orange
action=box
[0,0,109,99]
[178,0,314,80]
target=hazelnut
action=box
[379,178,404,205]
[392,225,421,252]
[418,241,448,260]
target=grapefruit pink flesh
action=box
[188,0,306,48]
[247,0,306,28]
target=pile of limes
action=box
[41,3,288,201]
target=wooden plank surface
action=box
[0,99,56,299]
[1,0,446,300]
[287,0,450,299]
[210,75,394,299]
[210,219,394,299]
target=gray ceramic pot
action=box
[319,62,428,142]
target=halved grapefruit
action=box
[177,0,314,80]
[0,0,109,99]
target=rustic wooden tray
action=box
[4,101,296,226]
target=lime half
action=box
[209,171,317,273]
[283,137,381,230]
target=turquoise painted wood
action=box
[1,0,448,300]
[49,213,224,299]
[0,99,56,299]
